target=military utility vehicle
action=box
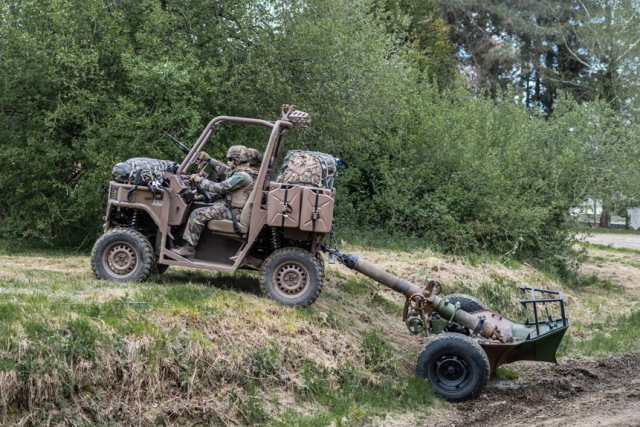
[91,105,336,307]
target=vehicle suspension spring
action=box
[129,209,139,228]
[271,228,281,250]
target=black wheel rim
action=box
[432,354,471,391]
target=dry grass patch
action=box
[0,241,638,425]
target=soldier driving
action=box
[170,145,258,257]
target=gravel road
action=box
[578,233,640,250]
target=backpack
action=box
[276,151,337,189]
[112,158,178,185]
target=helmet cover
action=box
[226,145,249,163]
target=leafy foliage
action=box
[1,0,639,266]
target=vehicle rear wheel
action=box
[260,247,324,307]
[445,294,486,312]
[91,227,156,282]
[415,333,490,402]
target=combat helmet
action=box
[227,145,249,163]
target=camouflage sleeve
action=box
[207,158,231,177]
[201,171,252,195]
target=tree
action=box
[370,0,457,87]
[436,0,593,110]
[561,0,640,116]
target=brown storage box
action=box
[299,187,335,233]
[267,184,302,228]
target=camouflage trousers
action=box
[183,203,236,246]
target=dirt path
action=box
[579,233,640,250]
[430,353,640,427]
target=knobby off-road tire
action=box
[445,294,486,313]
[91,227,156,282]
[416,333,490,402]
[260,247,324,307]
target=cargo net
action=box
[276,150,337,189]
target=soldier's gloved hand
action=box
[189,174,203,183]
[198,151,211,162]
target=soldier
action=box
[170,145,259,257]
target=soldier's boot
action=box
[170,243,196,257]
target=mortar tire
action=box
[260,247,323,307]
[445,294,486,312]
[416,333,490,402]
[91,227,156,282]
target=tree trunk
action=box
[599,209,611,228]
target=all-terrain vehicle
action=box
[91,105,336,307]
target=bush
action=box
[1,0,639,267]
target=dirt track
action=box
[579,233,640,250]
[431,353,640,427]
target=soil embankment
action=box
[432,353,640,427]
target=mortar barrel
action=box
[348,255,499,340]
[351,257,422,296]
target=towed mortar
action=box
[322,245,569,401]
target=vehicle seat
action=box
[206,199,252,234]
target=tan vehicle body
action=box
[94,106,334,306]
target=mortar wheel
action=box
[260,247,324,307]
[91,227,156,282]
[445,294,486,312]
[416,333,490,402]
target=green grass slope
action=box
[1,241,639,426]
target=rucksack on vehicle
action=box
[112,158,178,185]
[276,151,337,189]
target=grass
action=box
[0,245,439,426]
[334,226,439,253]
[558,310,640,357]
[2,237,640,425]
[577,227,640,235]
[580,242,640,255]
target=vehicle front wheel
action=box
[260,247,324,307]
[91,227,156,282]
[415,333,490,402]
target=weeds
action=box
[361,330,399,375]
[558,310,640,357]
[2,239,639,425]
[0,247,440,425]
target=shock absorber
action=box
[270,227,281,250]
[129,209,139,228]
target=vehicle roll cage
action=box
[178,105,310,175]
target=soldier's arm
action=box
[207,158,231,177]
[201,172,251,195]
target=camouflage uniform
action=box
[206,158,232,180]
[182,148,258,246]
